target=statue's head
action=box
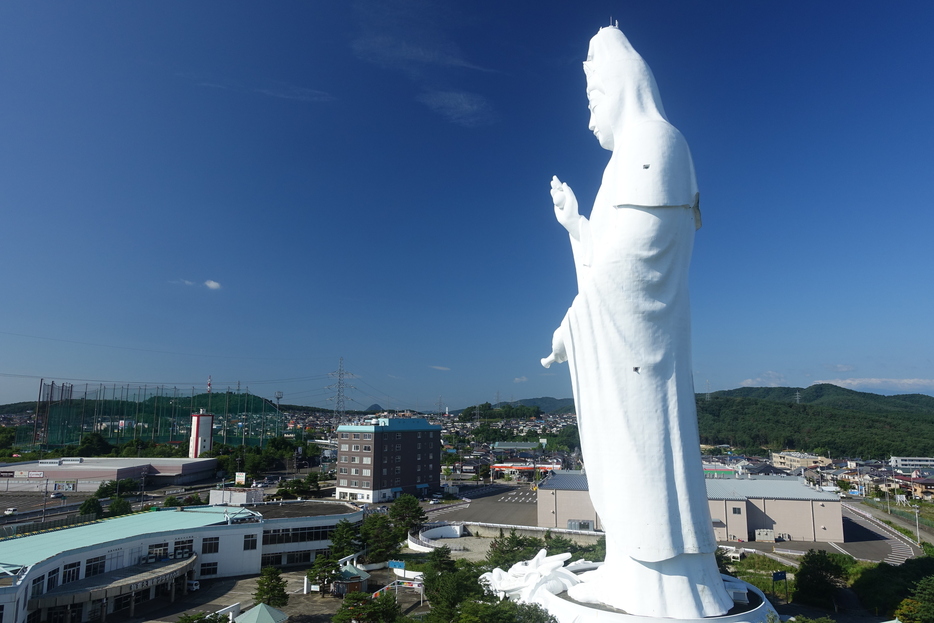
[583,26,667,151]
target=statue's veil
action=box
[585,26,700,220]
[584,26,668,125]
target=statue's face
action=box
[587,85,615,151]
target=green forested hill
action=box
[709,384,934,414]
[0,401,34,416]
[697,384,934,458]
[511,397,575,414]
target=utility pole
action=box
[275,391,283,438]
[42,478,49,522]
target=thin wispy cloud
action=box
[513,376,528,383]
[416,90,496,127]
[430,365,450,371]
[255,86,335,103]
[170,279,195,286]
[824,364,855,372]
[740,371,787,388]
[814,378,934,392]
[187,74,334,104]
[204,280,222,290]
[352,35,491,75]
[352,0,497,125]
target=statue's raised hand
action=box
[551,175,581,240]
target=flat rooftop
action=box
[337,417,440,432]
[248,501,359,519]
[540,472,840,502]
[0,506,258,573]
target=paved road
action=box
[426,485,538,527]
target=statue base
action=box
[480,552,778,623]
[530,576,777,623]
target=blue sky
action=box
[2,2,933,411]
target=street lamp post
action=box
[912,504,921,545]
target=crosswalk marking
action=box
[498,492,536,504]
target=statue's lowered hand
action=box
[551,175,580,239]
[541,325,568,368]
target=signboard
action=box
[388,560,405,570]
[772,571,786,581]
[0,471,13,478]
[53,481,76,492]
[235,472,247,485]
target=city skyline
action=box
[2,2,933,409]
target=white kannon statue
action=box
[542,25,734,619]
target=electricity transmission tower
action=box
[328,358,355,423]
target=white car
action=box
[50,492,64,499]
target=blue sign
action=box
[388,560,405,570]
[772,571,786,581]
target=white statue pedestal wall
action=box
[533,576,777,623]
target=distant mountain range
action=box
[3,383,933,421]
[706,384,934,414]
[455,384,934,416]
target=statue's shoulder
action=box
[607,120,697,208]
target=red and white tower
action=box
[189,408,214,458]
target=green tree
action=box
[278,478,310,497]
[478,464,491,484]
[95,478,139,498]
[176,613,227,623]
[253,566,289,607]
[332,591,402,623]
[329,519,362,558]
[896,575,934,623]
[794,549,848,608]
[360,514,400,563]
[456,600,558,623]
[107,496,132,517]
[422,560,486,622]
[307,555,342,596]
[388,493,427,538]
[426,545,457,574]
[0,426,16,450]
[163,496,182,507]
[304,471,322,496]
[76,433,114,456]
[486,530,546,570]
[894,598,924,623]
[78,497,103,519]
[182,493,204,506]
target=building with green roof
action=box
[0,501,362,623]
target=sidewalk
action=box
[847,498,931,544]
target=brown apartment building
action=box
[335,417,442,503]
